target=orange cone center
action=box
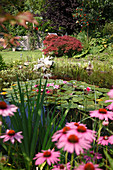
[0,101,7,109]
[7,130,15,136]
[68,134,79,143]
[84,163,95,170]
[77,125,86,132]
[62,126,71,134]
[74,122,79,126]
[59,164,65,169]
[99,108,107,114]
[43,151,51,157]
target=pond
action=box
[1,78,111,123]
[0,57,113,93]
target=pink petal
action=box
[35,157,46,165]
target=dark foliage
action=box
[40,0,80,35]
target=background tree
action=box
[24,0,46,14]
[73,0,113,39]
[39,0,80,35]
[76,0,113,29]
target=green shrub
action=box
[0,54,6,70]
[103,22,113,36]
[89,37,108,54]
[77,31,90,50]
[0,46,4,51]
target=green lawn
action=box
[0,49,42,63]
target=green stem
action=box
[0,115,2,136]
[105,146,108,170]
[7,143,11,163]
[97,121,102,141]
[71,153,74,170]
[96,121,102,153]
[47,164,49,170]
[65,152,68,164]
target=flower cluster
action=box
[0,101,18,117]
[1,85,113,169]
[52,122,95,155]
[83,151,102,162]
[89,108,113,121]
[89,88,113,149]
[75,162,102,170]
[33,122,102,169]
[43,34,83,57]
[0,101,23,144]
[89,89,113,122]
[34,82,60,94]
[52,162,71,170]
[33,88,113,169]
[33,149,60,166]
[32,88,113,169]
[0,129,23,144]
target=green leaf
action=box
[40,161,46,170]
[73,49,89,58]
[104,149,113,170]
[72,96,83,102]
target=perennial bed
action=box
[0,0,113,169]
[0,78,113,169]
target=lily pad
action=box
[72,96,83,103]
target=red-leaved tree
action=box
[43,34,83,57]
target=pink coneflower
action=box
[75,162,102,170]
[66,123,96,142]
[33,149,60,166]
[83,151,102,162]
[75,125,96,142]
[97,135,113,146]
[105,100,113,110]
[0,101,18,117]
[89,108,113,121]
[52,126,71,142]
[65,122,84,129]
[0,129,23,144]
[57,130,91,154]
[107,89,113,98]
[52,162,71,170]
